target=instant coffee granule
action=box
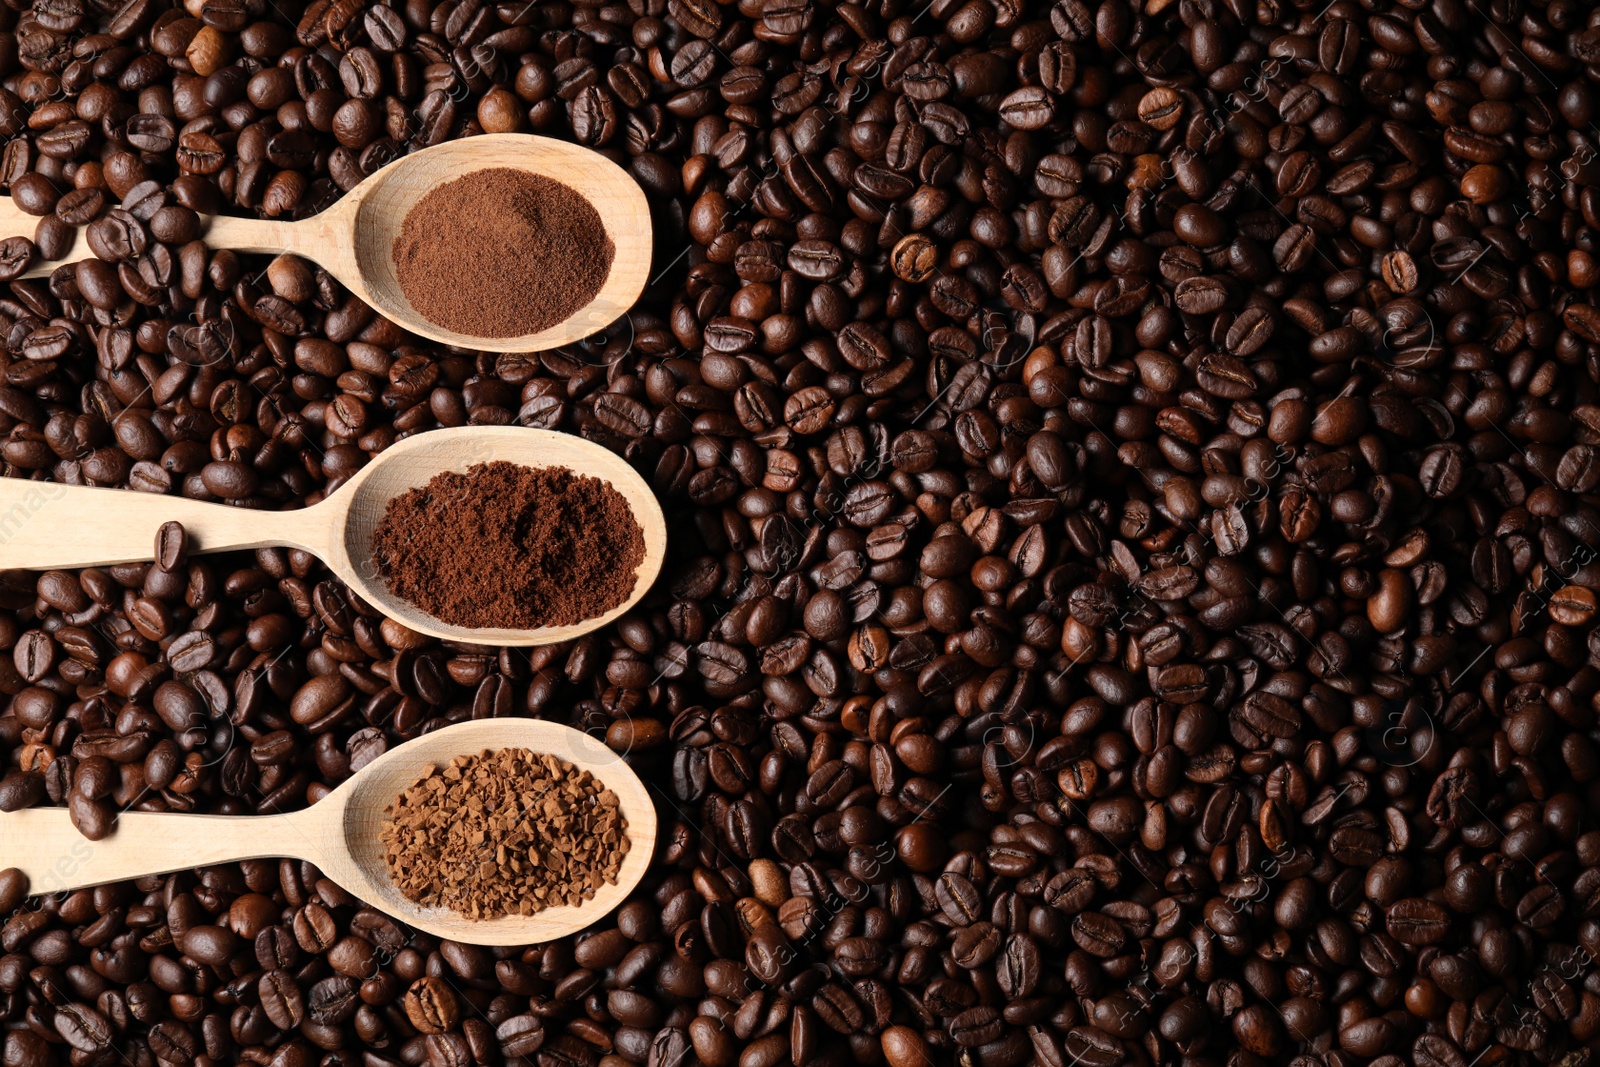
[371,461,644,629]
[381,748,628,920]
[392,167,615,338]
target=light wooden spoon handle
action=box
[204,213,345,262]
[0,808,318,895]
[0,195,94,278]
[0,195,48,241]
[0,478,319,569]
[0,194,346,280]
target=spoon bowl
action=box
[335,136,652,352]
[0,426,667,645]
[0,135,652,352]
[0,719,658,945]
[325,426,668,645]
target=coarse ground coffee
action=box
[381,748,628,920]
[371,461,644,629]
[392,168,614,337]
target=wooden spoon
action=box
[0,134,651,353]
[0,719,657,945]
[0,426,666,646]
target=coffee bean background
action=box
[1,0,1600,1064]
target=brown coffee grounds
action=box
[392,168,615,338]
[371,461,644,630]
[381,748,629,920]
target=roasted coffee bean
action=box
[0,869,28,914]
[1387,898,1451,946]
[1071,912,1126,958]
[404,976,460,1034]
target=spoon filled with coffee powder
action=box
[0,425,667,645]
[0,134,651,352]
[0,719,657,945]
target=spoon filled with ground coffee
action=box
[0,134,651,352]
[0,719,657,945]
[0,426,667,645]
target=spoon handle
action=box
[0,477,314,570]
[0,807,316,895]
[0,195,335,280]
[0,196,95,280]
[204,213,325,258]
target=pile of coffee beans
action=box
[0,0,1598,1064]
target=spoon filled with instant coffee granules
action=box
[0,134,651,353]
[0,719,657,945]
[0,425,667,645]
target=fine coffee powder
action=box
[392,168,615,337]
[371,461,644,629]
[381,748,628,920]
